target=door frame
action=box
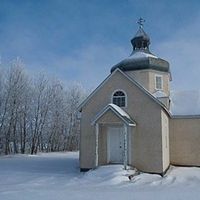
[107,125,131,165]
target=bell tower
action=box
[111,18,171,108]
[131,18,150,51]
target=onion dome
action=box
[111,18,169,73]
[131,26,150,51]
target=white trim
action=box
[111,89,127,108]
[128,126,132,165]
[95,123,99,167]
[107,127,110,163]
[124,124,128,170]
[76,112,82,119]
[155,74,163,90]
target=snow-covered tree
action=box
[0,60,87,155]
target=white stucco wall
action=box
[80,70,166,174]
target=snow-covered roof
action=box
[128,51,158,60]
[108,103,130,119]
[170,90,200,116]
[153,91,168,98]
[110,51,169,73]
[91,103,136,126]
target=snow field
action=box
[0,152,200,200]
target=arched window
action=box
[112,90,126,107]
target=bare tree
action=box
[0,59,29,154]
[0,60,87,155]
[65,83,86,151]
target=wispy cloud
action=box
[39,44,128,90]
[1,0,200,92]
[154,13,200,91]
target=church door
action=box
[107,126,124,163]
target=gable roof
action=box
[91,103,136,126]
[78,68,170,116]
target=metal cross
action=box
[137,17,145,28]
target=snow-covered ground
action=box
[0,152,200,200]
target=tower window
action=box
[112,90,126,107]
[155,75,163,90]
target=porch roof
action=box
[91,103,136,126]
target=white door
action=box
[107,127,124,163]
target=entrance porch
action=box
[92,104,136,169]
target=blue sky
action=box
[1,0,200,91]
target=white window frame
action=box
[111,89,127,108]
[155,74,163,90]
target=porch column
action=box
[95,123,99,167]
[124,124,128,170]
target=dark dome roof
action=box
[111,26,170,73]
[111,50,169,73]
[131,27,150,50]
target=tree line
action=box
[0,59,87,155]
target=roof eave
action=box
[91,105,136,126]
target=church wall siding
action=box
[125,70,150,91]
[169,118,200,166]
[125,69,170,96]
[98,125,108,165]
[97,110,123,124]
[130,98,163,173]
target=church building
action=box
[78,19,200,175]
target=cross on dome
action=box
[137,17,145,28]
